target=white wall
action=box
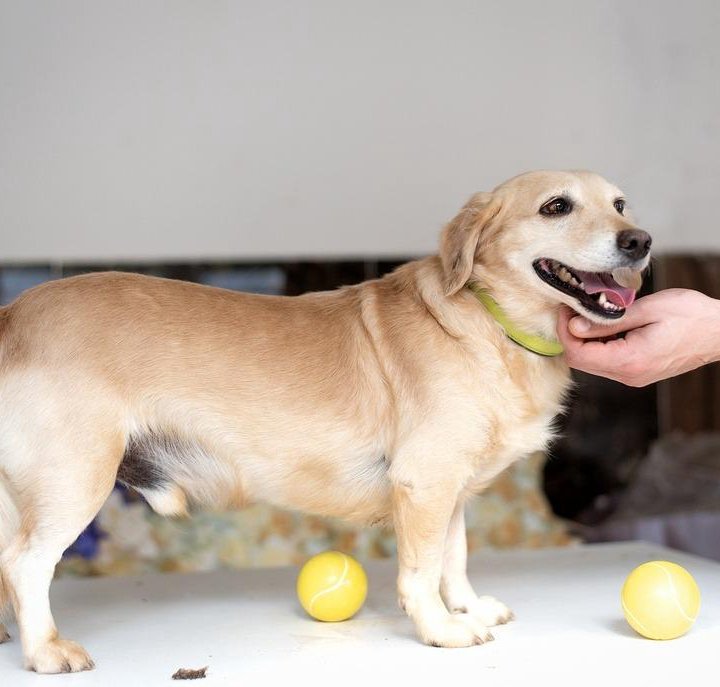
[0,0,718,262]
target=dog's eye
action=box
[614,199,625,215]
[539,197,572,216]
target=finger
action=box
[556,306,585,343]
[561,329,635,376]
[567,297,657,339]
[556,306,575,334]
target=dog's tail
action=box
[0,470,20,623]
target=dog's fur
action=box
[0,170,650,672]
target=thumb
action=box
[568,297,655,339]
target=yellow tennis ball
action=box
[621,561,701,640]
[297,551,368,622]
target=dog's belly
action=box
[116,426,394,525]
[251,448,394,525]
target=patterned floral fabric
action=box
[58,452,573,577]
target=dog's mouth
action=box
[533,258,641,319]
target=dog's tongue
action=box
[575,270,636,307]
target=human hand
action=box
[557,289,720,387]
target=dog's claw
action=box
[26,638,95,674]
[421,613,493,648]
[442,593,514,627]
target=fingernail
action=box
[570,317,591,334]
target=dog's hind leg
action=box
[1,460,118,673]
[0,468,20,644]
[0,557,12,645]
[439,499,514,626]
[0,423,122,673]
[0,576,10,644]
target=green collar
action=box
[467,284,564,357]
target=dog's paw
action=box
[458,596,514,627]
[420,613,494,648]
[0,624,10,643]
[25,638,95,673]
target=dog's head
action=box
[440,170,651,324]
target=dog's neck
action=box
[466,284,564,357]
[408,258,565,352]
[467,274,563,348]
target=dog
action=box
[0,170,651,672]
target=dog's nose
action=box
[617,229,652,261]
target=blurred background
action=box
[0,1,718,575]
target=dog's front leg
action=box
[393,478,494,647]
[439,500,514,626]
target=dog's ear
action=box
[440,192,502,295]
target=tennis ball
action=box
[297,551,368,622]
[621,561,700,640]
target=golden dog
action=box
[0,170,650,672]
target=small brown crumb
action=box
[172,666,208,680]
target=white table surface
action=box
[0,542,717,686]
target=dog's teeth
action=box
[578,281,584,290]
[569,277,579,287]
[598,292,607,305]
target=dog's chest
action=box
[495,406,558,460]
[471,353,570,486]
